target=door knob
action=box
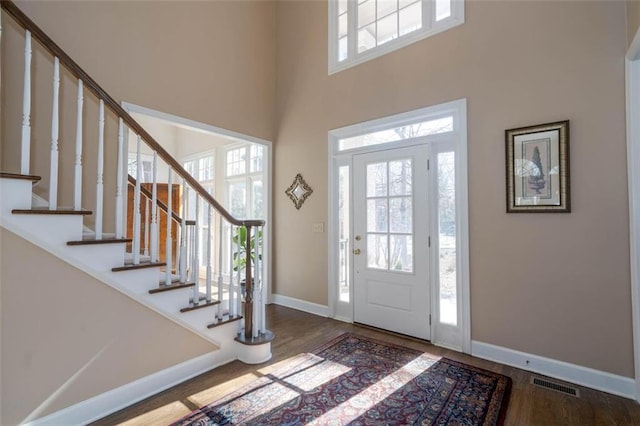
[353,248,361,255]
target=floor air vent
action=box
[530,376,580,397]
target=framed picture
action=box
[505,120,570,213]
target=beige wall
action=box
[629,0,640,47]
[274,0,633,377]
[1,0,275,230]
[0,228,215,425]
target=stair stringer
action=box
[0,177,271,366]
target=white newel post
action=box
[165,168,173,286]
[179,180,188,283]
[21,30,31,175]
[115,118,124,238]
[95,100,105,239]
[259,225,266,333]
[150,152,158,262]
[132,135,142,264]
[74,80,84,211]
[48,57,60,210]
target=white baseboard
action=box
[271,294,329,317]
[25,351,231,426]
[471,340,636,399]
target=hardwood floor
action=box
[92,305,640,425]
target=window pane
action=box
[377,0,397,18]
[339,36,349,62]
[367,199,388,233]
[226,147,246,177]
[435,0,451,21]
[399,1,422,36]
[358,24,376,53]
[199,155,214,181]
[339,115,453,151]
[338,166,350,302]
[389,159,412,195]
[438,151,456,325]
[250,145,263,173]
[366,162,387,197]
[399,0,418,8]
[367,234,388,269]
[389,197,412,233]
[339,0,348,15]
[358,0,376,28]
[377,11,398,45]
[252,179,263,218]
[229,181,247,218]
[339,12,348,38]
[390,234,412,272]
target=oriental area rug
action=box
[172,333,511,426]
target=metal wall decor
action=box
[285,173,313,210]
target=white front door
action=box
[352,145,430,340]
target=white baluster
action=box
[115,118,124,238]
[236,226,242,320]
[165,168,173,286]
[150,152,158,262]
[259,226,266,333]
[49,57,60,210]
[229,225,235,317]
[144,198,150,257]
[132,135,142,264]
[217,217,224,319]
[179,181,188,283]
[21,30,31,175]
[192,195,200,305]
[206,205,212,303]
[73,80,84,211]
[95,100,105,239]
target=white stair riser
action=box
[5,214,83,243]
[65,244,126,272]
[0,179,33,214]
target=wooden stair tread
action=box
[112,262,166,272]
[67,237,132,246]
[207,314,242,329]
[180,299,221,313]
[12,207,92,215]
[0,172,41,182]
[148,281,195,294]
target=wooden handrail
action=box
[127,175,196,226]
[0,0,264,228]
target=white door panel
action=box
[353,145,430,340]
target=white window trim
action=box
[328,0,465,75]
[328,98,469,353]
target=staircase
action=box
[0,0,273,371]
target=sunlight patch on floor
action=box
[307,353,440,425]
[117,401,192,426]
[187,372,260,407]
[259,352,352,392]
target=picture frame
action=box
[505,120,570,213]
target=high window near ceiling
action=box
[329,0,464,74]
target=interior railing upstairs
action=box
[1,0,271,343]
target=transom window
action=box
[329,0,464,74]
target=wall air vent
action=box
[530,376,580,397]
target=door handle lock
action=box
[353,248,361,255]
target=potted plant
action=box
[232,226,263,299]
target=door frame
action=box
[327,98,470,353]
[626,29,640,402]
